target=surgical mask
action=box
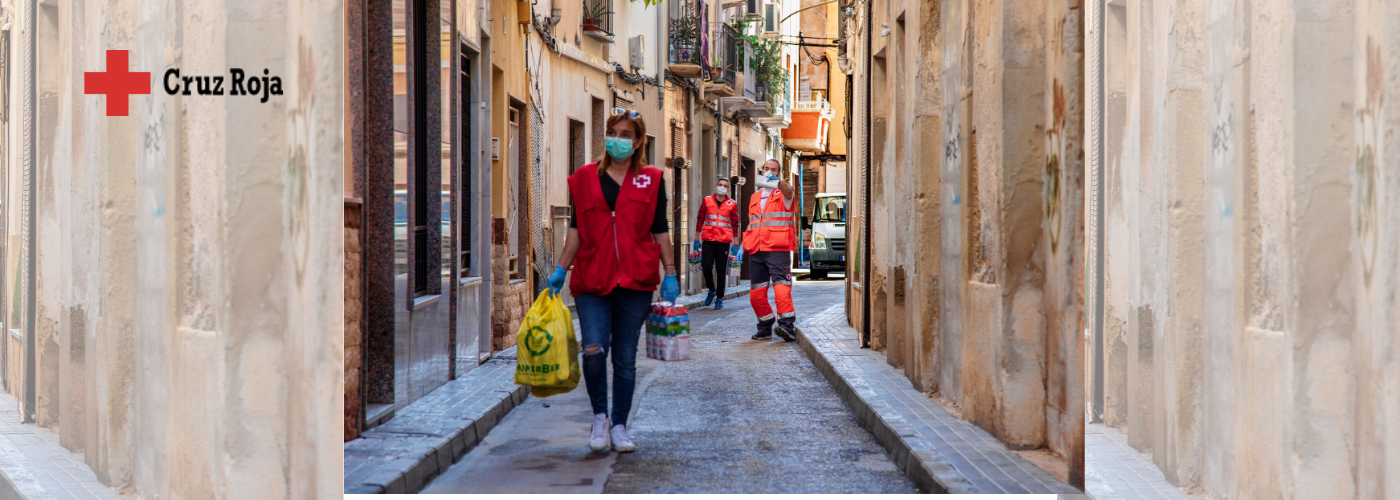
[605,137,634,160]
[715,186,728,195]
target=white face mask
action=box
[715,186,728,195]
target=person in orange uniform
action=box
[743,159,798,341]
[695,178,739,308]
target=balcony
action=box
[666,1,702,78]
[782,93,834,151]
[739,85,774,118]
[704,23,740,98]
[582,0,614,43]
[757,90,791,129]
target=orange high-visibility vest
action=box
[742,189,797,253]
[697,195,739,242]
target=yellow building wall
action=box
[825,2,847,156]
[491,0,531,219]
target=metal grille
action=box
[530,102,551,288]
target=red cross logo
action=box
[84,50,150,117]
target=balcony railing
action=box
[582,0,614,42]
[793,96,834,119]
[717,23,740,87]
[757,89,791,128]
[667,1,701,77]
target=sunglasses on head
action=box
[613,108,641,119]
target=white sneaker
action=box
[589,414,610,451]
[611,424,636,453]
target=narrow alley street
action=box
[422,279,919,494]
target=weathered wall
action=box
[1099,0,1400,497]
[346,202,362,441]
[19,0,345,498]
[850,0,1085,486]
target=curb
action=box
[793,327,977,494]
[0,439,48,500]
[344,354,530,494]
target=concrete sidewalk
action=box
[1084,423,1191,500]
[0,391,123,500]
[343,347,529,494]
[795,304,1083,495]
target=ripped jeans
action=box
[572,286,653,427]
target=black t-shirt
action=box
[570,167,669,234]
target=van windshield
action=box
[814,197,846,223]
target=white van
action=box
[802,193,846,280]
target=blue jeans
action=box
[573,286,652,427]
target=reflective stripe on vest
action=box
[745,189,797,252]
[699,195,738,242]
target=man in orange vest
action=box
[695,178,740,308]
[743,159,798,341]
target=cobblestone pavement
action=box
[0,390,123,500]
[798,299,1082,494]
[1085,423,1192,500]
[425,280,918,494]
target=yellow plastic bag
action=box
[514,290,580,397]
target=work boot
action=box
[611,425,636,453]
[714,297,724,309]
[589,413,610,452]
[704,291,715,307]
[751,331,772,340]
[773,324,796,342]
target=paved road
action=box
[423,279,917,494]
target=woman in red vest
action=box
[548,109,678,454]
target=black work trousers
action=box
[700,240,731,298]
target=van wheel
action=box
[809,270,828,280]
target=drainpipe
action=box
[860,0,870,348]
[21,0,36,422]
[1089,0,1106,424]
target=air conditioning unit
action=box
[629,36,645,70]
[763,2,780,34]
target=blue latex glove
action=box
[548,265,567,296]
[660,274,679,303]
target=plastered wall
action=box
[22,0,344,498]
[849,0,1085,486]
[1100,0,1400,497]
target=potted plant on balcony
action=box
[583,1,611,33]
[668,13,698,64]
[708,53,724,82]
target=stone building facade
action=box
[1089,0,1400,497]
[842,0,1086,487]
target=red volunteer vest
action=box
[568,162,664,296]
[698,195,739,242]
[743,189,797,253]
